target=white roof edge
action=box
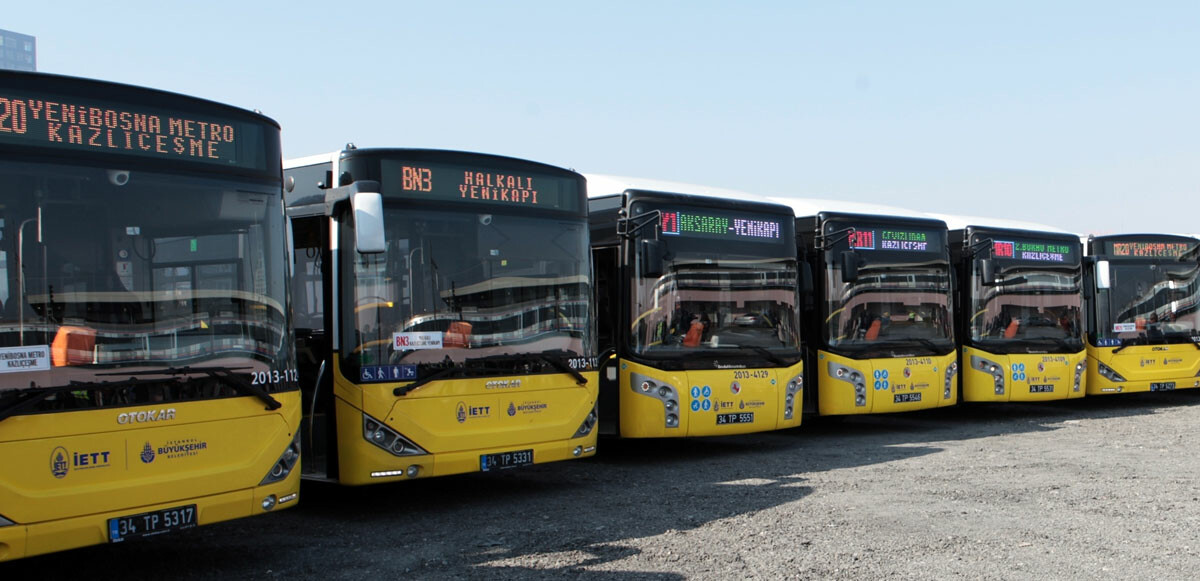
[584,173,775,204]
[283,151,339,170]
[926,212,1077,236]
[767,195,939,221]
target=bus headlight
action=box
[362,413,429,457]
[572,403,598,438]
[259,431,301,485]
[1074,362,1086,392]
[630,372,680,428]
[827,362,867,407]
[1097,362,1126,382]
[971,356,1003,395]
[784,374,803,419]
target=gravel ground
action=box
[8,391,1200,580]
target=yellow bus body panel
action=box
[0,390,301,561]
[616,359,804,438]
[961,346,1086,402]
[816,349,958,415]
[330,355,598,486]
[1086,342,1200,395]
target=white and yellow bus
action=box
[938,215,1086,402]
[588,176,805,437]
[778,199,958,415]
[285,147,597,484]
[0,71,300,560]
[1085,234,1200,395]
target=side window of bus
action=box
[290,217,327,393]
[291,217,326,333]
[0,216,9,321]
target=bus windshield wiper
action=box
[395,350,588,396]
[873,337,948,356]
[0,377,175,423]
[1018,336,1083,352]
[742,345,791,367]
[1111,337,1141,354]
[98,366,282,410]
[467,351,588,385]
[533,350,588,386]
[394,361,469,396]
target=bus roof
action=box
[584,174,773,204]
[767,196,934,221]
[1,69,280,128]
[283,151,338,170]
[926,212,1077,236]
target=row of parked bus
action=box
[1,70,1196,561]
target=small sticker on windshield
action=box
[0,345,51,373]
[1112,323,1137,333]
[393,332,443,350]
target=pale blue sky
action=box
[7,1,1198,235]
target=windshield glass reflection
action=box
[0,160,291,401]
[1095,262,1200,344]
[825,265,953,352]
[971,269,1083,349]
[630,257,800,357]
[344,209,593,368]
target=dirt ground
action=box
[8,391,1200,580]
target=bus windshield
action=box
[1093,261,1200,346]
[825,261,953,355]
[970,267,1083,352]
[0,160,291,404]
[629,248,801,361]
[343,207,593,368]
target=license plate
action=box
[894,392,922,403]
[1029,384,1055,393]
[716,412,755,425]
[1151,382,1176,391]
[108,504,197,543]
[480,449,533,471]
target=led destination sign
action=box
[380,161,580,212]
[848,227,939,252]
[1106,241,1192,259]
[660,209,783,243]
[0,89,267,170]
[992,239,1076,263]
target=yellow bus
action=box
[587,176,804,437]
[780,200,958,415]
[285,148,597,484]
[1085,234,1200,395]
[0,71,300,560]
[942,217,1086,402]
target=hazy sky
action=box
[7,1,1198,235]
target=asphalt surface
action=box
[7,391,1200,579]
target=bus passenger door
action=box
[291,216,336,480]
[593,245,621,435]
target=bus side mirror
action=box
[840,251,859,283]
[979,258,997,286]
[639,239,665,278]
[352,192,386,254]
[1096,259,1111,289]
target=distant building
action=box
[0,29,36,71]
